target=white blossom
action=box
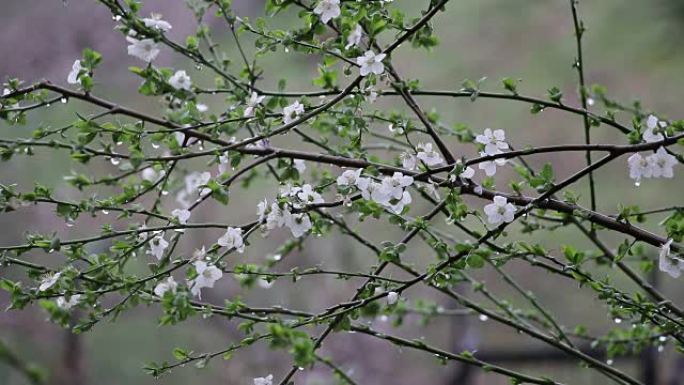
[336,169,362,187]
[218,153,230,175]
[257,199,269,221]
[363,181,390,206]
[386,291,399,305]
[217,227,245,253]
[460,166,475,179]
[360,173,413,212]
[285,212,312,238]
[244,92,265,117]
[169,70,192,91]
[185,172,212,197]
[257,278,274,289]
[356,50,386,76]
[177,170,212,208]
[313,0,341,24]
[127,38,160,62]
[421,182,441,200]
[367,89,378,103]
[1,88,18,109]
[627,153,651,184]
[141,168,158,182]
[296,184,324,205]
[478,152,506,177]
[475,128,509,156]
[253,374,273,385]
[388,123,404,135]
[175,131,186,146]
[401,152,417,170]
[648,147,676,178]
[154,276,178,297]
[346,24,363,49]
[279,183,300,198]
[389,190,412,214]
[355,176,371,192]
[266,203,288,230]
[283,101,305,124]
[293,159,306,174]
[643,115,665,143]
[56,294,81,310]
[190,261,223,299]
[416,142,443,166]
[172,208,191,224]
[192,247,207,261]
[39,272,61,292]
[659,239,682,278]
[142,13,172,32]
[147,233,169,260]
[67,60,83,85]
[483,195,516,225]
[196,103,208,112]
[388,171,413,190]
[245,139,269,150]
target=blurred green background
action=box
[1,0,684,384]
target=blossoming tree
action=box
[1,0,683,384]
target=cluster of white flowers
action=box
[176,171,212,208]
[356,50,386,76]
[283,100,305,125]
[483,195,517,226]
[168,70,192,91]
[626,115,676,185]
[189,260,223,299]
[337,169,414,214]
[475,128,509,176]
[256,183,323,238]
[659,240,683,278]
[627,147,677,185]
[313,0,340,23]
[217,227,245,253]
[244,92,265,117]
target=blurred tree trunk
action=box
[53,314,85,385]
